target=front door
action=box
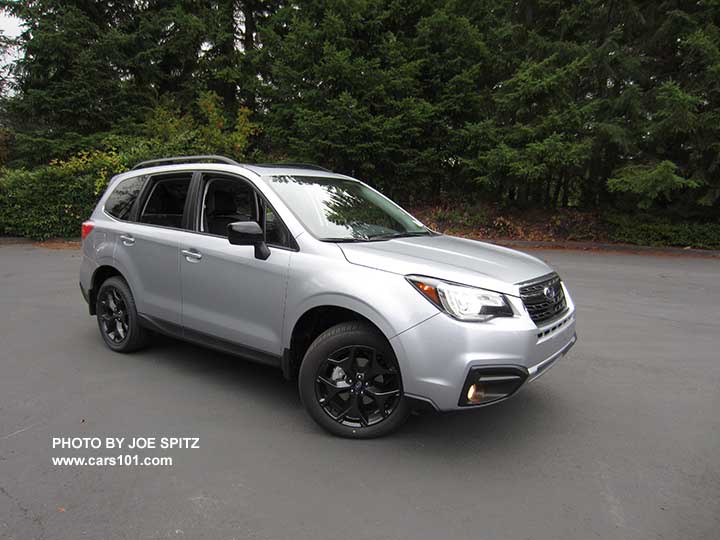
[178,173,294,357]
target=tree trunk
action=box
[242,0,257,53]
[240,0,258,111]
[217,0,238,114]
[544,178,552,208]
[561,178,570,208]
[552,175,563,208]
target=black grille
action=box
[519,274,568,325]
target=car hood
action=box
[338,234,553,296]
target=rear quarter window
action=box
[138,175,192,229]
[105,176,145,221]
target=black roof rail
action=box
[251,162,331,172]
[131,155,240,171]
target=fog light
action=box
[467,383,486,404]
[459,367,528,407]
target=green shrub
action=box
[607,160,699,209]
[606,213,720,250]
[0,166,96,240]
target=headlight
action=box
[407,276,514,322]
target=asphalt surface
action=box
[1,243,718,540]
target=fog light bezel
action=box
[458,366,528,407]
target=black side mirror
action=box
[227,221,270,260]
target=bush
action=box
[606,213,720,250]
[0,166,96,240]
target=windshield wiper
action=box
[321,230,434,243]
[367,231,434,241]
[320,237,371,243]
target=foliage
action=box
[607,161,699,209]
[606,213,720,250]
[423,205,490,231]
[0,0,272,167]
[0,92,256,239]
[0,166,95,240]
[1,0,720,245]
[415,203,720,250]
[416,202,606,242]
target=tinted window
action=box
[139,175,192,229]
[264,203,292,248]
[202,178,258,236]
[105,176,145,221]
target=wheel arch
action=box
[88,264,128,315]
[283,301,398,381]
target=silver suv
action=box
[80,156,577,438]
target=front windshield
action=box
[263,175,431,241]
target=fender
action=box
[92,256,134,291]
[283,292,401,351]
[281,248,438,353]
[106,237,149,314]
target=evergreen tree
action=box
[0,0,147,164]
[0,0,718,217]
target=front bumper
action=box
[527,332,576,382]
[390,284,577,411]
[80,281,90,304]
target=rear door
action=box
[177,172,295,357]
[110,172,194,325]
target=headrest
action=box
[211,190,237,215]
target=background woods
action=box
[0,0,719,246]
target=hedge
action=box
[606,213,720,250]
[0,166,97,240]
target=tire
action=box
[299,321,411,438]
[95,276,149,353]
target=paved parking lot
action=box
[1,243,718,540]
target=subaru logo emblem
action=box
[543,285,556,301]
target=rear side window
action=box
[105,176,145,221]
[139,175,192,229]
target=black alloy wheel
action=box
[299,321,411,438]
[315,345,401,428]
[95,276,149,353]
[98,286,129,344]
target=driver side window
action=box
[199,175,294,249]
[201,177,258,237]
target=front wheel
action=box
[298,321,410,438]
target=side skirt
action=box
[138,314,282,368]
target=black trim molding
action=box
[138,314,282,368]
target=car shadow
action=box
[133,332,567,459]
[143,332,301,406]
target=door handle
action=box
[181,249,203,262]
[120,234,135,246]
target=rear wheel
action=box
[299,321,410,438]
[95,276,149,353]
